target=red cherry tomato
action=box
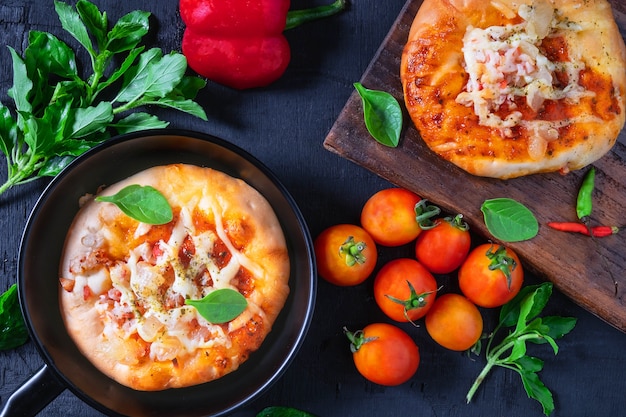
[373,258,438,322]
[425,293,483,351]
[314,224,378,286]
[345,323,420,386]
[360,188,423,247]
[458,243,524,308]
[414,214,471,274]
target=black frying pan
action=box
[3,130,316,416]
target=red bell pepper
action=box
[179,0,346,90]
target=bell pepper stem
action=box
[285,0,347,30]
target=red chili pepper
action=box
[179,0,346,90]
[547,221,620,237]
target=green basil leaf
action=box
[533,316,577,342]
[116,50,187,102]
[76,0,108,51]
[37,155,75,177]
[514,355,544,373]
[113,48,162,103]
[481,197,538,242]
[71,101,114,138]
[518,369,555,416]
[171,75,208,100]
[26,31,78,80]
[0,104,18,158]
[257,407,319,417]
[354,82,402,147]
[0,284,29,351]
[95,184,173,225]
[185,288,248,324]
[95,47,145,93]
[54,0,95,56]
[112,112,169,134]
[106,10,150,54]
[500,283,553,328]
[7,47,34,120]
[142,96,208,121]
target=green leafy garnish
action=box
[466,282,577,416]
[481,198,538,242]
[185,288,248,324]
[0,0,207,197]
[257,407,318,417]
[0,284,29,350]
[354,82,402,147]
[95,184,173,225]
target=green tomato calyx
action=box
[386,280,436,324]
[485,244,517,289]
[339,236,367,267]
[414,199,441,230]
[344,327,378,353]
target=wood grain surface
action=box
[325,0,626,333]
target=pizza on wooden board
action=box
[58,164,290,390]
[401,0,626,179]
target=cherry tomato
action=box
[345,323,420,386]
[458,243,524,308]
[425,293,483,351]
[314,224,378,286]
[373,258,438,322]
[414,214,471,274]
[360,188,423,247]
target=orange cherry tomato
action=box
[345,323,420,386]
[360,188,423,247]
[414,214,472,274]
[314,224,378,286]
[458,243,524,308]
[373,258,438,322]
[425,293,483,351]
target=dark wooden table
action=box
[1,1,625,416]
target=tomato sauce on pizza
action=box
[401,0,626,178]
[58,164,290,390]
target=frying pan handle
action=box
[1,364,66,417]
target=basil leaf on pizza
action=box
[95,184,173,225]
[59,164,290,390]
[185,289,248,324]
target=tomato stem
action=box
[414,199,441,230]
[343,327,377,353]
[339,236,368,267]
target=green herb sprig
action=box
[0,284,29,350]
[0,0,207,197]
[466,282,577,416]
[95,184,173,225]
[354,82,403,147]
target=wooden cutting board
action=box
[325,0,626,333]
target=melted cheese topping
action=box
[455,1,595,159]
[73,195,269,362]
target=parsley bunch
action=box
[0,0,207,196]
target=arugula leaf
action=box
[0,0,207,197]
[0,284,29,351]
[95,184,173,225]
[466,282,577,416]
[185,288,248,324]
